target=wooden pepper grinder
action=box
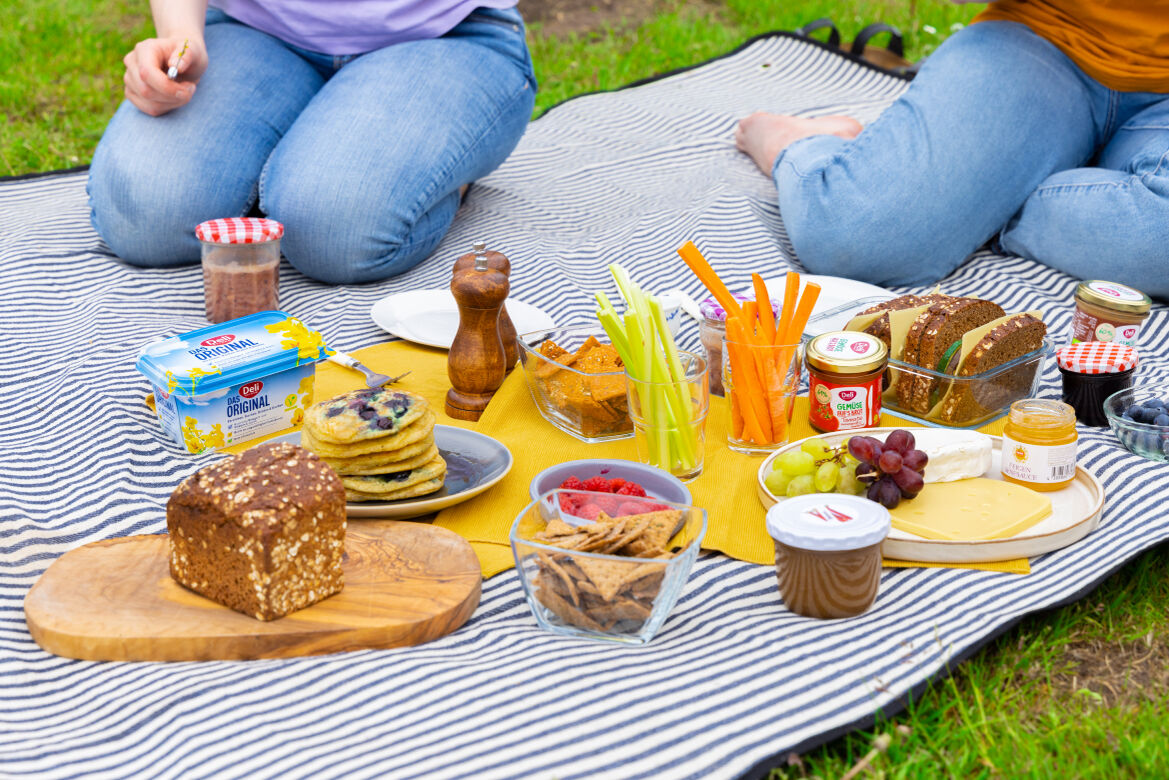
[453,241,518,372]
[445,246,509,421]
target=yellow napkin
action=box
[170,340,1026,577]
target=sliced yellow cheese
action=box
[844,310,883,333]
[889,477,1052,541]
[884,303,934,394]
[926,309,1044,420]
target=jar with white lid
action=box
[765,494,890,619]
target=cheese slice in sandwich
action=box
[929,311,1047,424]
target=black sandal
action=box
[794,18,919,77]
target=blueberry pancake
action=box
[345,477,447,503]
[301,411,435,458]
[320,439,439,476]
[340,455,446,495]
[305,388,429,445]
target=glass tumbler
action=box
[723,339,802,454]
[624,351,709,482]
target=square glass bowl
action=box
[509,489,706,644]
[518,324,633,443]
[1104,386,1169,462]
[804,301,1054,428]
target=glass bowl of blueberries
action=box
[1104,386,1169,462]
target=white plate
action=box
[371,289,556,350]
[749,274,895,338]
[755,428,1105,563]
[274,425,512,519]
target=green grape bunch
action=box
[764,437,866,499]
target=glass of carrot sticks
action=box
[677,241,821,454]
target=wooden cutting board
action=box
[25,521,481,662]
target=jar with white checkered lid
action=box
[196,218,283,323]
[1057,342,1139,426]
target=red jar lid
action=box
[195,217,284,244]
[1056,342,1138,374]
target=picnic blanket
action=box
[3,31,1168,780]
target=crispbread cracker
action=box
[619,510,683,556]
[323,442,438,476]
[301,410,435,458]
[341,456,446,494]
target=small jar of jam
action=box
[1057,343,1139,427]
[1071,280,1152,347]
[805,331,888,432]
[766,494,890,619]
[1001,399,1077,491]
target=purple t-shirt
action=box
[210,1,517,55]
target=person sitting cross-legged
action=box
[735,1,1169,300]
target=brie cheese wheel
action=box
[907,429,994,483]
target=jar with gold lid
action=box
[805,331,888,432]
[1001,399,1077,491]
[1071,280,1152,347]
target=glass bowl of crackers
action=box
[517,325,633,443]
[510,488,706,644]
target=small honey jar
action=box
[1000,399,1078,491]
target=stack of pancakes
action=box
[300,388,446,502]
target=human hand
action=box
[122,36,208,116]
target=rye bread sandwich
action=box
[849,293,950,349]
[894,297,1007,414]
[935,312,1047,423]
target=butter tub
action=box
[136,310,330,454]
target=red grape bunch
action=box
[847,430,929,509]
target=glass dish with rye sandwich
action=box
[510,490,706,644]
[812,293,1054,428]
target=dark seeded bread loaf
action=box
[896,298,1006,413]
[167,441,346,621]
[938,314,1047,423]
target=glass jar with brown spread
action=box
[765,494,891,619]
[699,295,778,397]
[805,331,888,432]
[196,218,283,324]
[1071,280,1152,347]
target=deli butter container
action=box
[136,310,330,454]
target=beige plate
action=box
[756,428,1106,563]
[279,425,512,520]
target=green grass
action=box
[8,1,1169,777]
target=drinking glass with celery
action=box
[677,241,820,453]
[595,265,709,481]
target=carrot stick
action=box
[743,301,759,340]
[783,281,821,344]
[677,241,742,321]
[730,390,745,438]
[726,316,772,443]
[752,274,776,344]
[773,271,800,346]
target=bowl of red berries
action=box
[530,460,692,522]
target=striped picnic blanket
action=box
[3,32,1167,780]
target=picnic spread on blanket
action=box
[7,33,1169,780]
[28,232,1151,657]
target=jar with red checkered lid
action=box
[195,218,284,323]
[1056,342,1139,426]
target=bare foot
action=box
[735,113,863,175]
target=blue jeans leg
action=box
[260,9,536,284]
[87,15,324,266]
[773,21,1105,287]
[1000,96,1169,300]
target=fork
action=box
[327,352,411,388]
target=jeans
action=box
[774,21,1169,300]
[88,7,535,284]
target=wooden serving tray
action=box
[25,521,481,662]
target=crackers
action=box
[528,509,685,633]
